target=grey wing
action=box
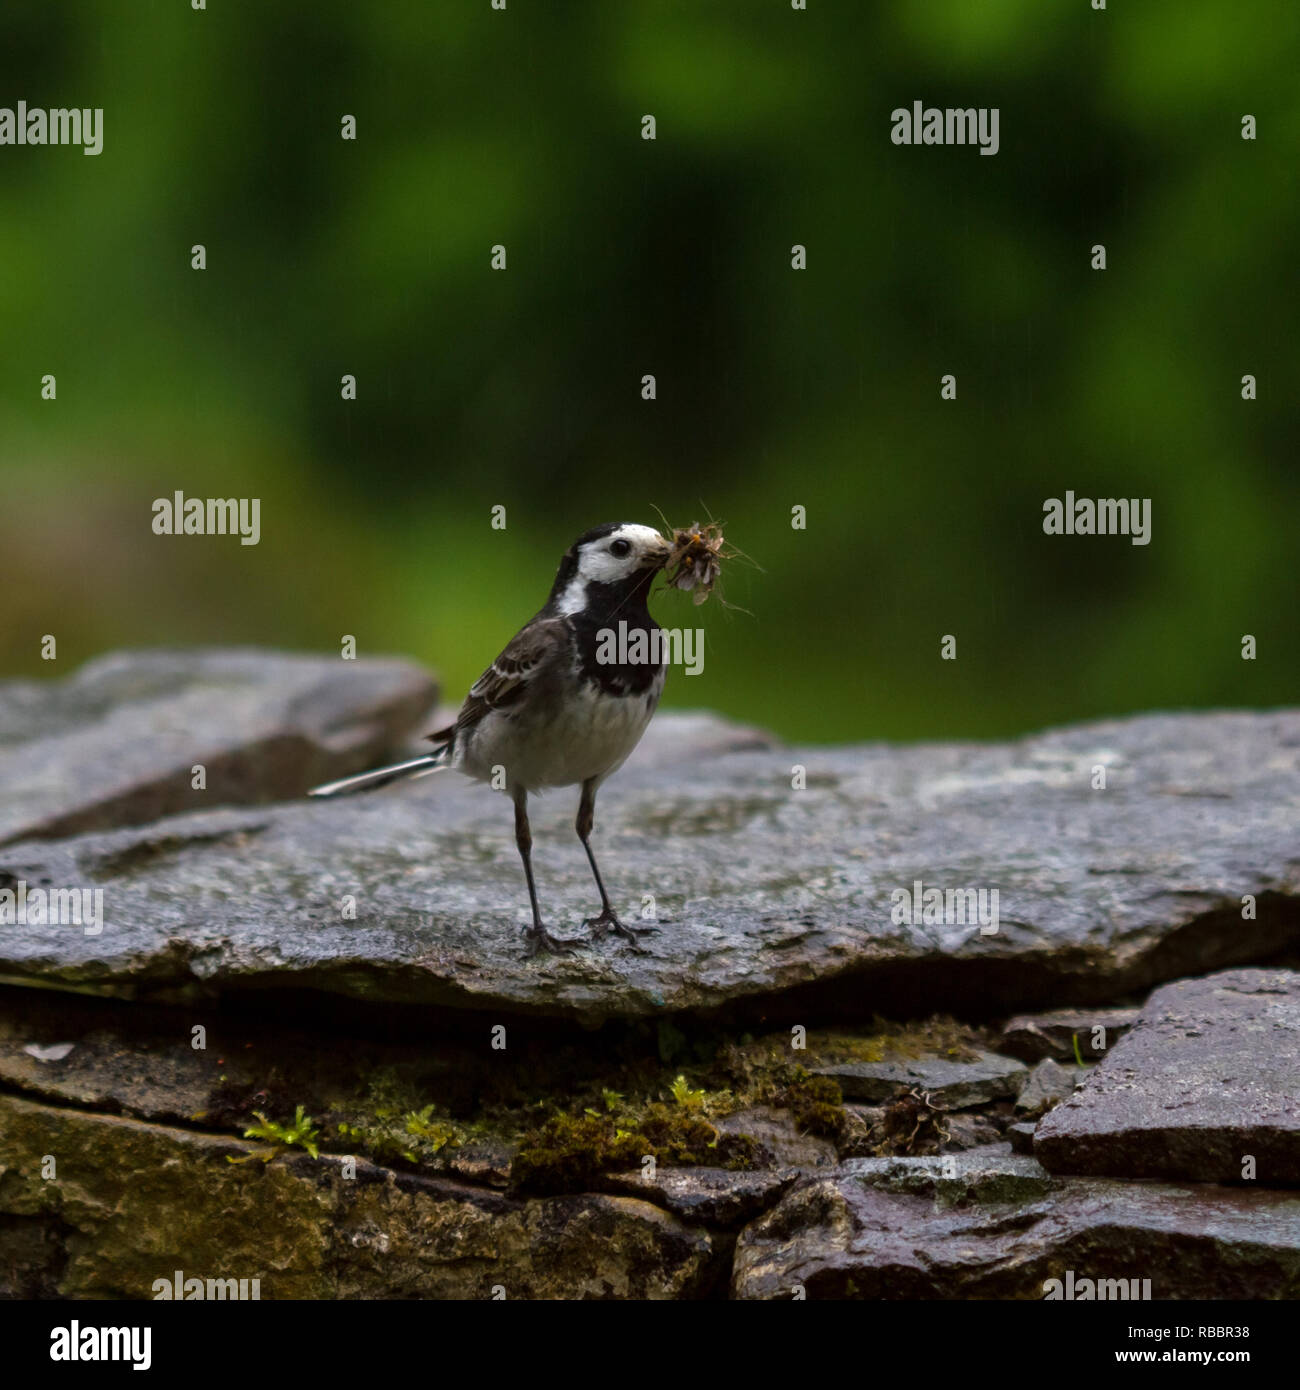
[427,616,569,748]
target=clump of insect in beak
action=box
[662,522,731,604]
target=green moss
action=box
[775,1069,847,1141]
[512,1097,763,1194]
[194,1013,993,1191]
[811,1016,986,1065]
[231,1104,321,1162]
[512,1113,650,1193]
[336,1102,462,1167]
[669,1074,708,1112]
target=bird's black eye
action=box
[609,539,632,557]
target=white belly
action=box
[458,675,663,791]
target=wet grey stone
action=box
[715,1107,839,1168]
[840,1144,1054,1202]
[999,1006,1139,1063]
[0,649,437,846]
[601,1166,798,1229]
[622,711,781,769]
[0,1012,215,1123]
[813,1051,1028,1109]
[1008,1121,1038,1154]
[1035,968,1300,1182]
[733,1153,1300,1299]
[940,1112,1004,1150]
[1015,1058,1085,1116]
[2,706,1299,1025]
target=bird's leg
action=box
[514,789,575,955]
[577,779,657,947]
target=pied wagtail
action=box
[311,523,676,955]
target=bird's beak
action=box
[643,535,673,569]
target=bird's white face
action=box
[574,523,670,586]
[556,523,671,614]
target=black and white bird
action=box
[310,523,675,955]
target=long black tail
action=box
[308,752,446,798]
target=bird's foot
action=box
[523,926,580,957]
[584,909,657,950]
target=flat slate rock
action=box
[1008,1121,1038,1154]
[999,1006,1139,1063]
[2,706,1299,1024]
[732,1150,1300,1299]
[938,1112,1004,1151]
[1015,1058,1086,1116]
[0,649,436,846]
[840,1144,1054,1201]
[1035,968,1300,1182]
[714,1107,840,1168]
[813,1050,1027,1108]
[601,1166,799,1229]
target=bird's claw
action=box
[523,927,579,957]
[584,909,657,950]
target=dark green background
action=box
[2,0,1295,740]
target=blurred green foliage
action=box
[1,0,1296,741]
